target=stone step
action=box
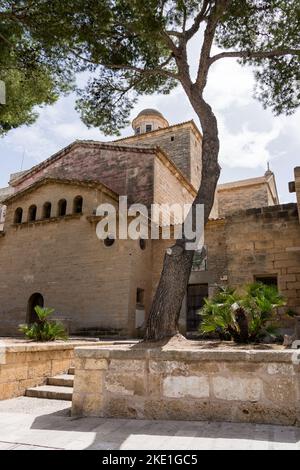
[25,385,73,401]
[68,367,75,375]
[47,374,74,387]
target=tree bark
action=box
[145,92,220,341]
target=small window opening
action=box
[57,199,67,217]
[14,207,23,224]
[42,202,51,219]
[73,196,83,214]
[255,275,278,288]
[28,205,37,222]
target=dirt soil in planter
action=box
[132,334,286,351]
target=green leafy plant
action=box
[199,283,286,343]
[19,306,68,342]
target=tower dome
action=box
[132,109,169,135]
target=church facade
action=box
[0,109,299,337]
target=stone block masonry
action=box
[193,203,300,324]
[0,341,97,400]
[72,346,300,427]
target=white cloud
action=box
[206,60,254,110]
[0,95,104,165]
[218,116,282,168]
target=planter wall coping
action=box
[74,346,296,363]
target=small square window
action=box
[136,127,141,135]
[171,136,175,142]
[145,124,152,133]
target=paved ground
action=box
[0,397,299,450]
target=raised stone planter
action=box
[72,346,300,426]
[0,341,98,400]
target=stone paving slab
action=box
[0,397,299,450]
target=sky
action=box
[0,49,299,203]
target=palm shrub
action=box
[199,283,286,344]
[19,306,68,342]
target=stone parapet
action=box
[72,345,300,426]
[228,203,298,220]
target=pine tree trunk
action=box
[145,93,220,341]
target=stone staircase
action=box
[25,367,74,401]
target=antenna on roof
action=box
[20,149,25,171]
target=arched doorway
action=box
[27,293,44,324]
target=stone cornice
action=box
[3,177,119,205]
[113,120,203,144]
[11,213,82,229]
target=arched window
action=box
[28,205,37,222]
[14,207,23,224]
[73,196,83,214]
[57,199,67,217]
[42,202,52,219]
[27,292,44,324]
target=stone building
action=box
[0,109,299,337]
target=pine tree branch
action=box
[195,0,231,90]
[165,30,183,38]
[71,48,179,80]
[185,0,211,41]
[210,48,300,64]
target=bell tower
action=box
[132,109,169,135]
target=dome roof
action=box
[137,109,165,119]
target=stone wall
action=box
[0,144,196,337]
[0,341,92,400]
[72,346,300,426]
[115,123,202,189]
[191,203,300,327]
[153,157,195,218]
[0,181,152,336]
[225,204,300,318]
[217,179,277,217]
